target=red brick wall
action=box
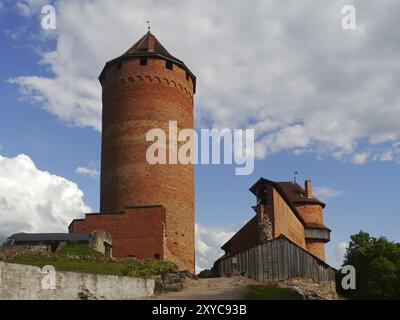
[99,57,195,272]
[296,204,323,224]
[306,240,326,261]
[296,204,326,260]
[223,216,259,256]
[221,186,329,262]
[69,206,166,259]
[272,188,306,249]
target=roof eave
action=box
[98,53,197,93]
[292,200,326,209]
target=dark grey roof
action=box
[8,233,89,242]
[123,31,180,62]
[275,181,326,207]
[99,31,196,92]
[249,178,326,208]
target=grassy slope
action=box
[244,284,303,300]
[7,244,177,277]
[56,243,102,256]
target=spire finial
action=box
[146,20,151,31]
[293,171,299,184]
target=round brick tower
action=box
[98,32,196,272]
[295,180,330,261]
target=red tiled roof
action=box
[275,181,326,208]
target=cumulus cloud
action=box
[15,0,49,18]
[16,2,32,17]
[352,152,369,165]
[195,224,236,273]
[372,141,400,163]
[75,162,100,179]
[329,242,349,268]
[9,0,400,162]
[0,153,90,239]
[313,186,344,200]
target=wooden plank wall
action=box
[217,237,335,282]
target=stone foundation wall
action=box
[285,277,337,300]
[88,230,112,256]
[0,262,154,300]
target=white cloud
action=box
[195,224,236,273]
[9,0,400,163]
[329,242,349,268]
[75,165,100,178]
[16,2,32,17]
[373,141,400,163]
[0,153,90,239]
[313,186,344,200]
[15,0,49,18]
[352,152,369,165]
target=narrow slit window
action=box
[166,60,173,70]
[140,57,147,66]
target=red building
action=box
[69,206,165,259]
[69,31,196,272]
[221,178,331,261]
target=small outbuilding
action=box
[7,230,112,257]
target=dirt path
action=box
[149,276,258,300]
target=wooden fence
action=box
[216,236,336,282]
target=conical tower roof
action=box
[99,32,196,91]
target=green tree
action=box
[337,231,400,299]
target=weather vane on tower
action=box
[147,20,151,31]
[293,171,299,184]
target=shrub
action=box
[337,231,400,300]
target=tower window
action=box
[257,188,268,205]
[154,253,160,260]
[140,57,147,66]
[116,61,122,70]
[186,72,190,80]
[166,61,173,70]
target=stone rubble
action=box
[285,277,338,300]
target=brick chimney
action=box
[305,179,312,198]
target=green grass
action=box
[126,260,178,277]
[0,242,10,249]
[56,243,102,257]
[9,255,131,276]
[7,243,177,278]
[244,284,303,300]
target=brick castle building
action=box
[69,32,196,272]
[220,178,331,261]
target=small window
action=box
[140,57,147,66]
[154,253,161,260]
[116,61,122,70]
[257,188,268,205]
[166,61,173,70]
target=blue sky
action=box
[1,0,400,271]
